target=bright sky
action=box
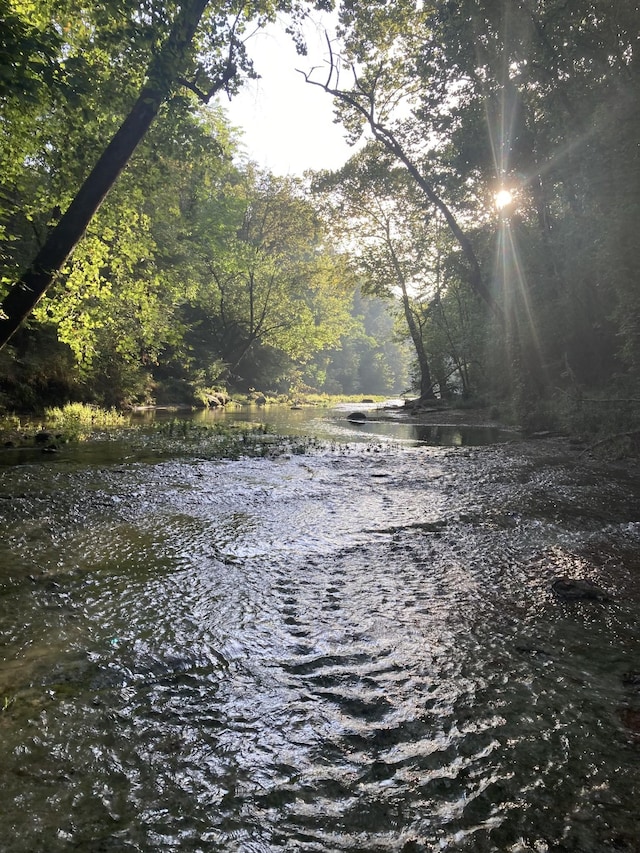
[219,19,356,176]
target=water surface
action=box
[1,428,640,851]
[132,400,517,447]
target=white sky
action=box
[219,18,356,175]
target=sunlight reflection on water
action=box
[1,441,640,851]
[132,400,516,448]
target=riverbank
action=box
[2,397,638,472]
[379,401,508,427]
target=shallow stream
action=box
[1,406,640,851]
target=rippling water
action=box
[1,435,640,851]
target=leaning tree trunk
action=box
[0,0,212,350]
[302,52,506,326]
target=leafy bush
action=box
[44,403,129,440]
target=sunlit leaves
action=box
[200,170,353,373]
[0,0,375,403]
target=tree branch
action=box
[299,45,505,325]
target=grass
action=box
[0,403,130,447]
[44,403,129,439]
[231,391,391,407]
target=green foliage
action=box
[315,0,640,428]
[305,289,410,396]
[0,326,81,411]
[0,0,413,413]
[9,0,639,437]
[0,412,20,432]
[0,0,156,266]
[0,402,128,445]
[44,402,128,439]
[175,167,358,392]
[313,148,451,398]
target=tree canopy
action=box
[0,0,407,407]
[303,0,640,427]
[1,0,638,432]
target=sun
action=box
[495,189,514,210]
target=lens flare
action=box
[495,189,513,210]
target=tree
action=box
[315,146,445,400]
[3,103,233,404]
[304,0,640,426]
[0,0,332,349]
[0,0,207,346]
[1,41,357,408]
[191,170,354,389]
[300,286,409,397]
[300,12,505,325]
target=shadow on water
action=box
[343,419,515,446]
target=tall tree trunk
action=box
[0,0,213,350]
[399,284,435,401]
[384,231,436,401]
[302,53,506,325]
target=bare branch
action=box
[300,51,505,324]
[177,77,210,103]
[324,30,337,89]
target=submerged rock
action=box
[618,707,640,739]
[204,391,230,408]
[551,576,612,602]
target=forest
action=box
[1,0,639,434]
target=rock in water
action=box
[347,412,367,424]
[551,577,611,602]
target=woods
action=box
[0,0,404,408]
[307,0,640,429]
[1,0,639,432]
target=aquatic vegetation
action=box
[162,417,270,436]
[0,405,129,446]
[131,417,327,460]
[0,405,330,459]
[45,402,128,431]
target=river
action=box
[1,403,640,852]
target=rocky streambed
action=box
[1,429,640,851]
